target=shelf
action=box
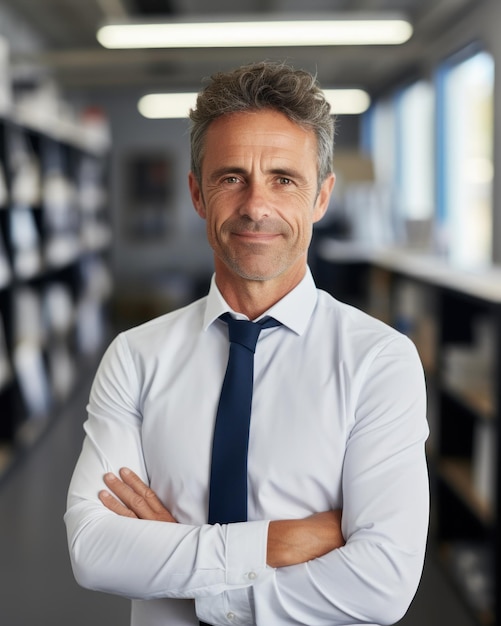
[315,243,501,626]
[439,459,494,527]
[317,240,501,303]
[440,542,495,626]
[2,109,111,157]
[0,351,107,482]
[0,114,112,466]
[442,376,496,420]
[0,441,14,476]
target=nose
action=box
[238,182,270,221]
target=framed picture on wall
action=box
[124,152,174,240]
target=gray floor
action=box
[0,371,478,626]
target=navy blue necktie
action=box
[208,313,281,525]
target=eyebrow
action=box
[207,165,308,185]
[271,167,308,184]
[208,166,247,182]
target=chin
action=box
[232,264,289,282]
[218,249,301,283]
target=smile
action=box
[233,232,280,242]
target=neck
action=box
[215,265,306,320]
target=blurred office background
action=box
[0,1,499,625]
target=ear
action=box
[313,173,336,224]
[188,171,206,219]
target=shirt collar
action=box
[203,267,318,336]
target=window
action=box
[396,81,435,223]
[437,48,495,268]
[363,81,435,248]
[365,97,397,189]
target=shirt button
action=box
[226,611,236,620]
[247,571,257,580]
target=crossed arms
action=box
[65,329,429,625]
[99,467,345,568]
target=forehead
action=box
[203,109,317,165]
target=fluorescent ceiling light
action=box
[138,93,197,119]
[98,18,412,49]
[324,89,371,115]
[138,89,371,119]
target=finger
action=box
[118,468,177,522]
[99,489,138,518]
[103,470,176,523]
[118,468,168,515]
[103,472,154,517]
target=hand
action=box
[99,467,177,523]
[267,510,344,568]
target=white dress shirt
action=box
[65,268,429,626]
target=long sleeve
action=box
[251,334,429,626]
[64,334,272,607]
[65,276,430,626]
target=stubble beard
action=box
[212,215,313,282]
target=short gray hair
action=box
[189,61,335,187]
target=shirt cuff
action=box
[225,520,271,586]
[195,520,274,625]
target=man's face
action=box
[189,109,334,284]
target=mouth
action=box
[234,232,280,242]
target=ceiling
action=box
[3,0,483,96]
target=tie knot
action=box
[220,313,280,352]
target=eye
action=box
[278,177,293,185]
[223,176,241,184]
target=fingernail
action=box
[104,472,116,481]
[120,468,131,476]
[99,490,111,499]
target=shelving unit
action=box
[0,113,112,477]
[314,240,500,626]
[435,287,498,626]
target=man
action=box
[65,61,429,626]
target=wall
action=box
[0,3,45,55]
[96,91,212,291]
